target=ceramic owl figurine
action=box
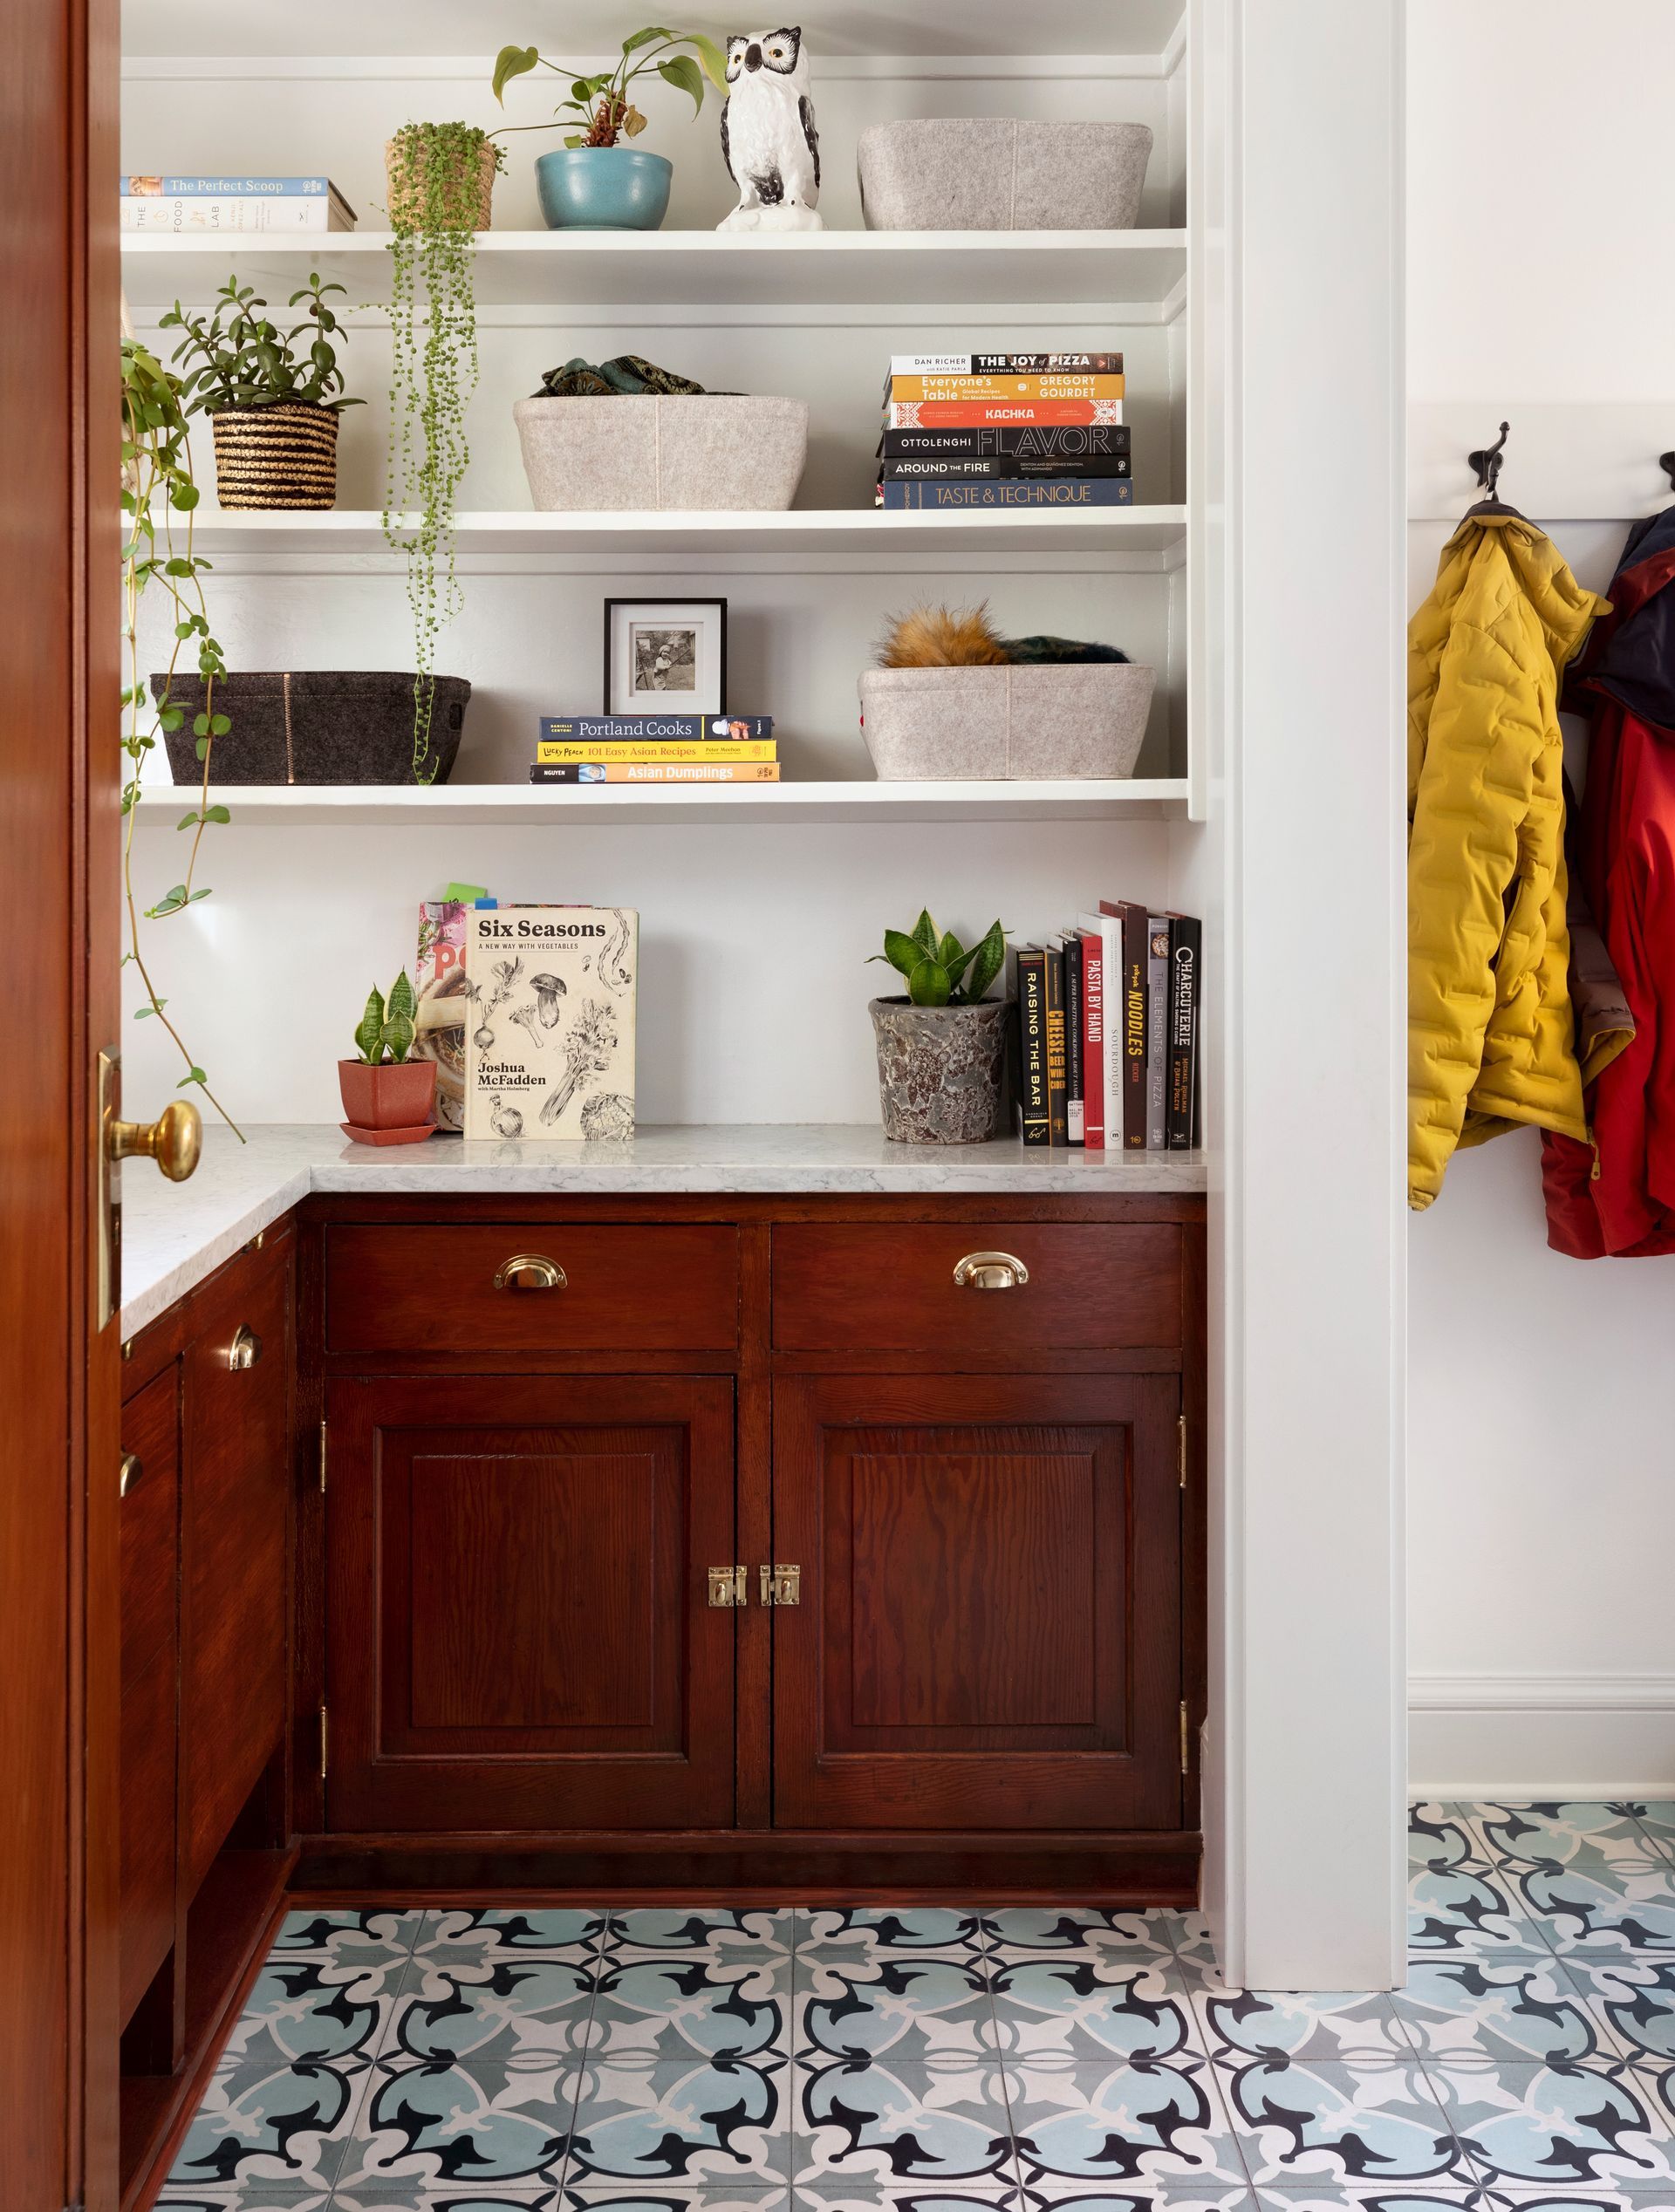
[717,25,823,232]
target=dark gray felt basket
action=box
[152,671,470,785]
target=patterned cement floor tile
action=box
[1389,1961,1621,2069]
[985,1952,1204,2072]
[1473,1809,1675,1960]
[1211,2054,1474,2191]
[1409,1808,1555,1960]
[564,2052,795,2188]
[1425,2053,1675,2189]
[1003,2049,1250,2191]
[340,2055,580,2187]
[796,1944,998,2072]
[793,2053,1021,2190]
[382,1949,599,2070]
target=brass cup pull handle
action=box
[953,1250,1029,1291]
[107,1096,202,1182]
[119,1451,144,1499]
[228,1323,262,1371]
[493,1253,566,1293]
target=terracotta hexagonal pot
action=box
[338,1057,437,1130]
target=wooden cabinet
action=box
[118,1368,180,2029]
[771,1371,1184,1832]
[322,1373,736,1833]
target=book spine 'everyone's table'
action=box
[879,479,1136,509]
[887,372,1127,403]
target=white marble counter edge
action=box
[120,1129,1207,1336]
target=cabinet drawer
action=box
[325,1223,741,1357]
[772,1222,1182,1356]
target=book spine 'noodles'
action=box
[1081,927,1105,1150]
[1168,914,1202,1150]
[539,714,772,741]
[1043,944,1069,1148]
[1145,913,1171,1151]
[1062,934,1084,1147]
[1111,903,1148,1150]
[887,399,1125,428]
[879,455,1131,481]
[888,352,1125,375]
[1013,949,1049,1146]
[879,480,1136,510]
[880,426,1131,460]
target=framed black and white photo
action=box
[603,597,728,716]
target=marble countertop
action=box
[120,1123,1208,1336]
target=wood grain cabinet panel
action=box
[323,1223,740,1357]
[771,1223,1182,1357]
[323,1374,735,1833]
[119,1365,180,2030]
[772,1371,1183,1832]
[181,1243,291,1898]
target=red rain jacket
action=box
[1545,506,1675,1256]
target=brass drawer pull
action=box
[228,1323,262,1370]
[494,1253,566,1293]
[119,1451,144,1499]
[953,1250,1029,1291]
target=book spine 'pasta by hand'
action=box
[1079,925,1104,1149]
[1062,934,1085,1146]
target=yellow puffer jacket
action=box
[1407,512,1610,1210]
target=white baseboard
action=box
[1409,1675,1675,1799]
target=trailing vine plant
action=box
[382,123,503,782]
[120,337,243,1136]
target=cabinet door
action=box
[773,1372,1182,1832]
[325,1374,735,1833]
[181,1243,291,1897]
[119,1365,180,2029]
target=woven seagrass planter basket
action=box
[209,402,338,510]
[384,136,498,230]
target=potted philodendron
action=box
[160,272,360,509]
[491,27,728,231]
[868,908,1009,1144]
[338,971,438,1143]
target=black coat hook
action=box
[1660,450,1675,494]
[1468,420,1511,502]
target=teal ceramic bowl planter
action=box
[536,148,673,230]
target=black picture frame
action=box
[602,597,728,716]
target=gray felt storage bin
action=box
[153,671,468,785]
[513,394,809,511]
[858,663,1156,781]
[858,119,1152,232]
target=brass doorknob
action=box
[953,1250,1029,1290]
[493,1253,565,1292]
[108,1097,202,1182]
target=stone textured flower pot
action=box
[859,662,1156,781]
[535,147,673,230]
[513,394,809,510]
[869,997,1008,1145]
[153,671,470,785]
[858,119,1152,231]
[209,401,338,509]
[337,1056,437,1130]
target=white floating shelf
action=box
[181,506,1189,559]
[120,228,1189,314]
[133,779,1192,828]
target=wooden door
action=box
[0,2,122,2208]
[325,1374,736,1833]
[772,1372,1183,1832]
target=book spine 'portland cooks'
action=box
[463,907,638,1143]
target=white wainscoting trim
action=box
[1410,1674,1675,1800]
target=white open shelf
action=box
[119,229,1189,316]
[178,507,1190,559]
[133,779,1192,828]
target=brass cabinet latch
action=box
[1180,1700,1191,1777]
[759,1563,801,1608]
[708,1566,748,1608]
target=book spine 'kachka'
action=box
[1062,932,1085,1146]
[1145,911,1171,1151]
[879,479,1136,510]
[879,425,1131,461]
[1013,947,1049,1147]
[1080,925,1105,1150]
[1168,913,1202,1150]
[1043,942,1069,1147]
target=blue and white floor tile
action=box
[161,1808,1675,2211]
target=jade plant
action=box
[159,272,361,413]
[120,334,241,1135]
[383,124,505,782]
[353,971,418,1063]
[491,28,728,148]
[871,909,1007,1008]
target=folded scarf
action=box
[531,353,736,398]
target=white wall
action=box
[1406,0,1675,1795]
